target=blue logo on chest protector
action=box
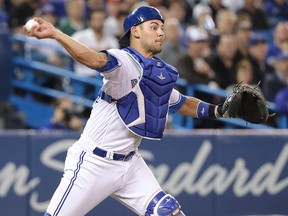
[117,47,178,139]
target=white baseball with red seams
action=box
[25,19,39,32]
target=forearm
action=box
[177,96,221,118]
[53,30,107,69]
[24,18,108,69]
[177,97,199,117]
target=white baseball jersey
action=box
[45,49,185,216]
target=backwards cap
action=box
[119,6,164,48]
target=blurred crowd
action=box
[1,0,288,129]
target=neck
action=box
[93,29,103,39]
[69,17,83,26]
[220,55,233,68]
[130,44,154,58]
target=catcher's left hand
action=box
[217,83,273,124]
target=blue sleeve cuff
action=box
[96,50,119,73]
[169,95,186,113]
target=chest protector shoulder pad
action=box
[117,47,178,139]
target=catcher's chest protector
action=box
[117,47,178,139]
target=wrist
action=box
[215,105,222,118]
[53,29,64,40]
[196,101,220,119]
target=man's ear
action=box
[131,25,140,39]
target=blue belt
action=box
[93,147,135,161]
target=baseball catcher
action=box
[217,83,273,124]
[25,5,275,216]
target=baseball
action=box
[25,19,39,32]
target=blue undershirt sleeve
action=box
[169,95,186,113]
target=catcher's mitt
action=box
[218,83,272,124]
